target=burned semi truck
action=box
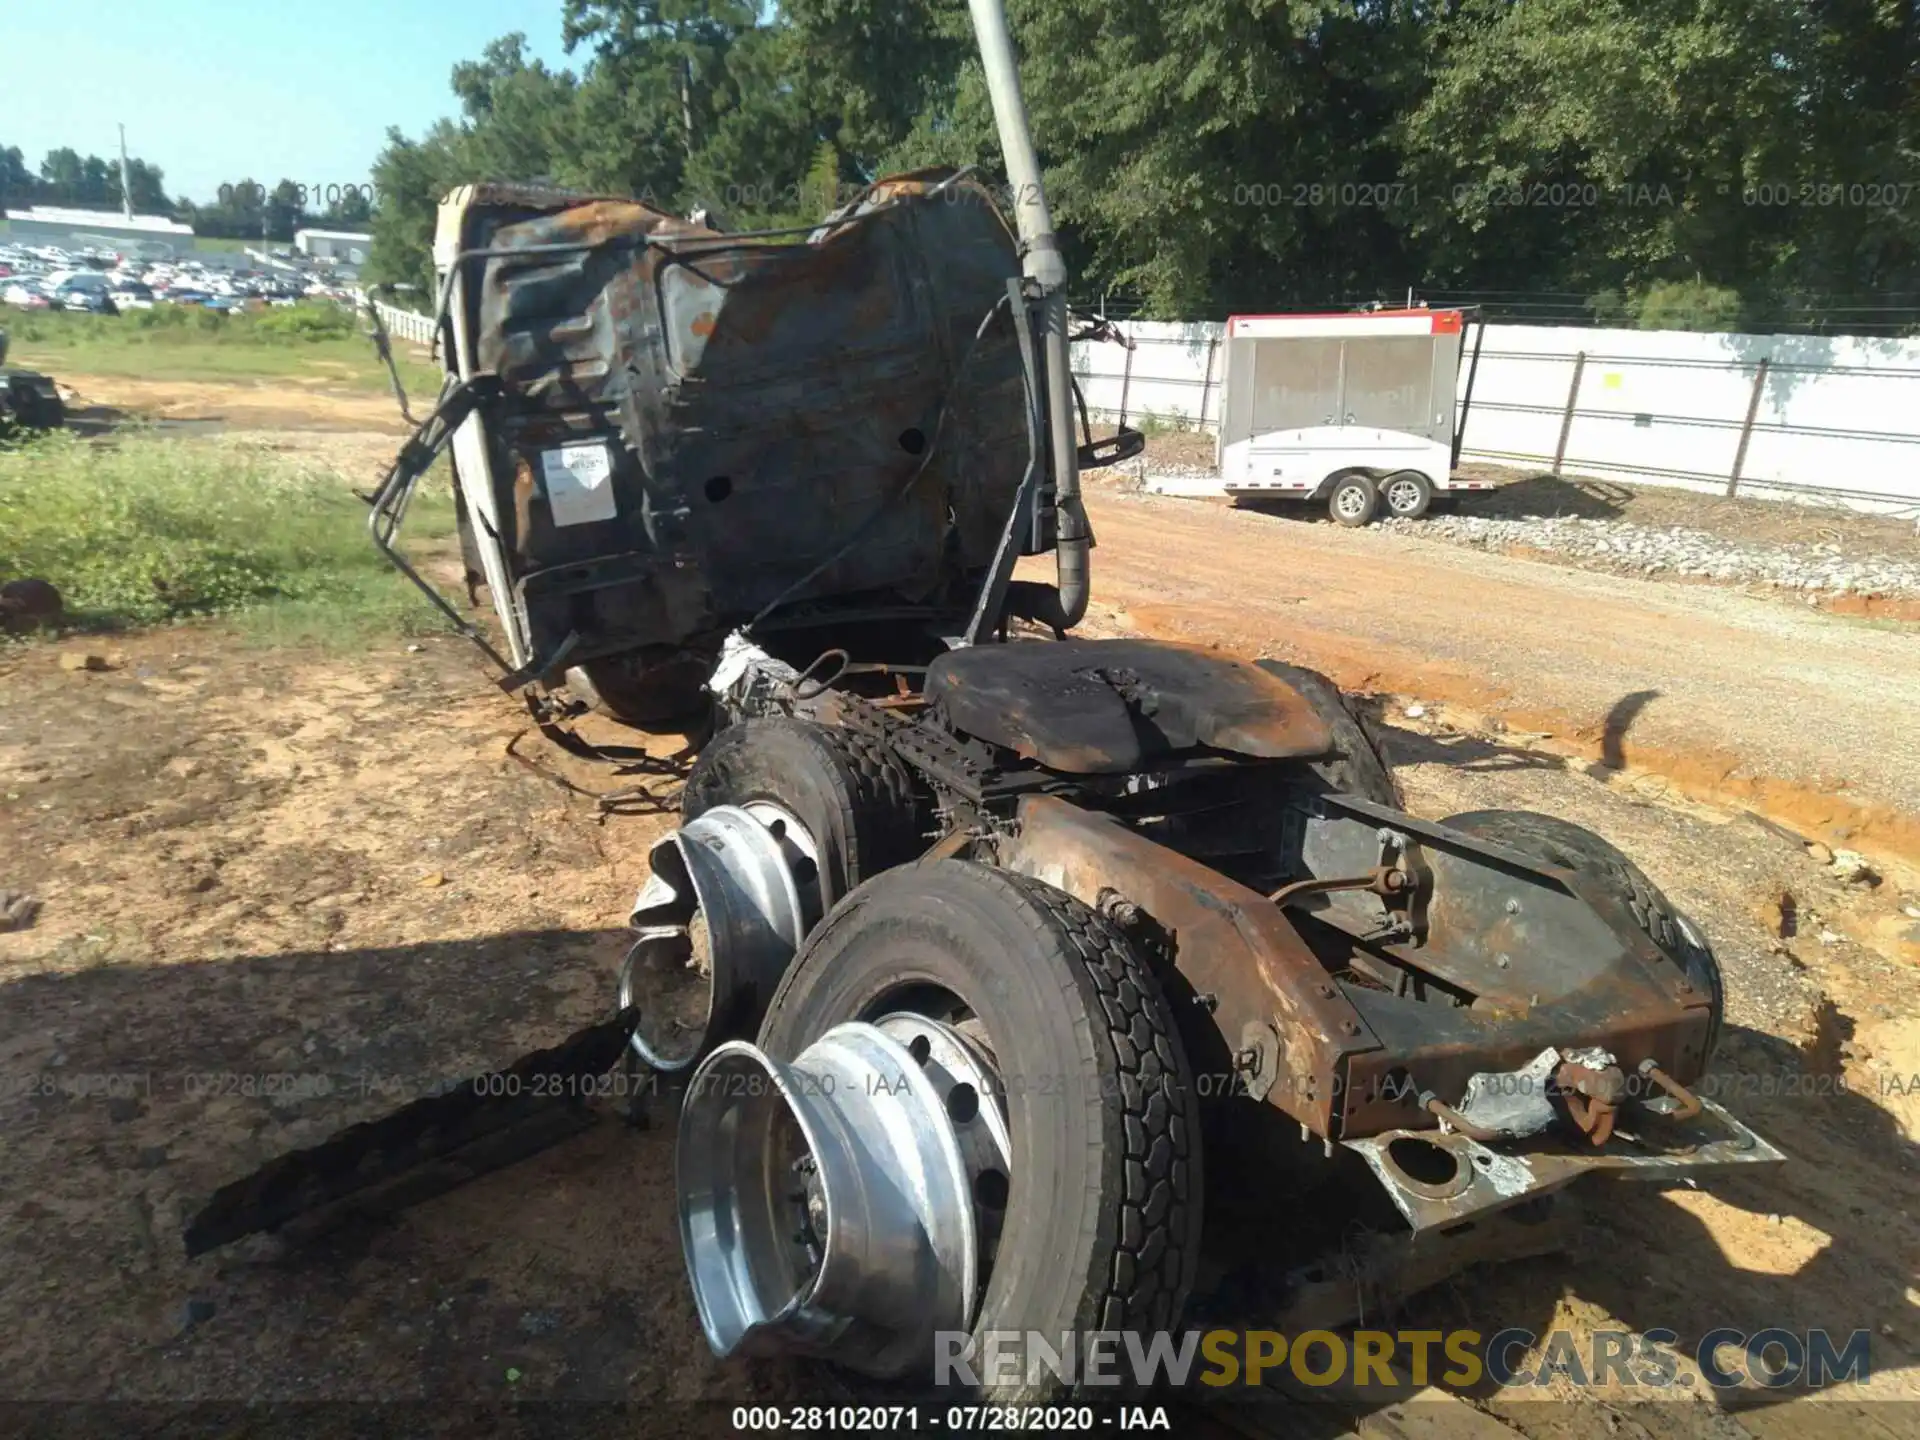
[187,0,1782,1404]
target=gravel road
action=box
[1058,482,1920,867]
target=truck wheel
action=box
[1327,471,1379,526]
[756,861,1203,1402]
[683,717,921,909]
[1443,810,1724,1063]
[1255,660,1403,807]
[1381,470,1433,520]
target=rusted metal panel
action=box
[928,639,1337,774]
[1001,787,1722,1147]
[1001,794,1374,1136]
[451,169,1029,671]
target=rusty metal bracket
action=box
[1347,1095,1784,1233]
[1236,1021,1282,1103]
[1639,1057,1704,1121]
[1269,865,1411,909]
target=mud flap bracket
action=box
[1346,1096,1785,1234]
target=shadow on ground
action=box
[0,921,1908,1432]
[1450,474,1635,522]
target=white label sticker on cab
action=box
[539,442,618,526]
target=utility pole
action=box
[118,122,134,220]
[680,55,696,156]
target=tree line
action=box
[1,145,374,244]
[356,0,1920,331]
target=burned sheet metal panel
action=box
[1290,796,1717,1138]
[927,639,1338,773]
[453,170,1027,671]
[1001,795,1376,1137]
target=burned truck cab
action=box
[419,172,1046,723]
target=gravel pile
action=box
[1381,512,1920,597]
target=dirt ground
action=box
[1061,476,1920,882]
[57,371,416,437]
[2,391,1918,1434]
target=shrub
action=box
[247,302,359,342]
[0,431,453,636]
[1630,279,1745,333]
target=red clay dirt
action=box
[1039,482,1920,877]
[4,390,1918,1434]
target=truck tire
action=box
[1381,470,1433,520]
[1442,810,1724,1063]
[682,717,922,909]
[1255,660,1403,808]
[1327,471,1379,526]
[758,861,1203,1402]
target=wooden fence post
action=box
[1552,351,1587,476]
[1197,333,1220,429]
[1727,357,1771,498]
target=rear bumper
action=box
[1345,1095,1784,1233]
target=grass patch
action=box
[0,429,457,647]
[5,303,441,394]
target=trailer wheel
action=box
[1443,810,1724,1063]
[755,861,1204,1402]
[683,717,921,909]
[1255,660,1403,807]
[1381,470,1433,520]
[1327,471,1379,526]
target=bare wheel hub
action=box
[677,1014,1011,1377]
[620,804,822,1071]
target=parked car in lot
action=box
[51,275,118,315]
[2,279,51,311]
[107,279,156,310]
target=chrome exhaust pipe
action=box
[621,805,821,1071]
[968,0,1089,629]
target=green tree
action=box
[368,128,470,293]
[0,145,37,210]
[39,148,87,201]
[324,187,374,227]
[112,157,173,214]
[1399,0,1920,309]
[360,0,1920,329]
[265,179,306,241]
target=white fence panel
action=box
[370,301,436,347]
[1071,317,1920,515]
[1071,320,1226,430]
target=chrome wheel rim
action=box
[676,1012,1011,1377]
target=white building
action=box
[294,228,372,265]
[2,204,196,258]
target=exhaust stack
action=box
[968,0,1089,628]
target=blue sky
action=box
[2,1,576,206]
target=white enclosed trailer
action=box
[1217,308,1491,524]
